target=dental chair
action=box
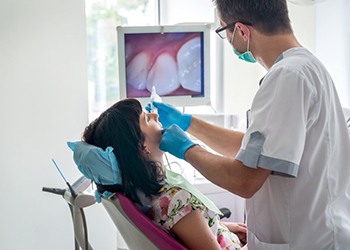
[102,192,187,250]
[43,174,187,250]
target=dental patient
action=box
[70,98,247,250]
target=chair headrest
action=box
[67,141,122,186]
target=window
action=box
[85,0,157,119]
[85,0,216,120]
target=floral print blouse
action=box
[144,181,242,249]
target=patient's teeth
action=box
[177,37,202,92]
[126,52,150,90]
[147,53,179,95]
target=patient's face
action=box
[139,111,163,159]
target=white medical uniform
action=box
[236,47,350,250]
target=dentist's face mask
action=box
[230,26,256,63]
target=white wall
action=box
[315,0,350,108]
[160,0,215,24]
[0,0,115,249]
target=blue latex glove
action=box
[152,102,192,131]
[160,124,197,160]
[145,103,153,112]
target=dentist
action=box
[154,0,350,249]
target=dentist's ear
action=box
[236,23,250,41]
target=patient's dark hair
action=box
[83,98,163,203]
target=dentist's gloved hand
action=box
[160,124,197,160]
[152,102,192,131]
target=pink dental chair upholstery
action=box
[102,192,187,250]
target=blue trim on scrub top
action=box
[236,131,298,177]
[275,53,284,64]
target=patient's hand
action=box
[223,222,247,245]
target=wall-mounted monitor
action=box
[116,24,211,107]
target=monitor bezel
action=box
[116,24,211,108]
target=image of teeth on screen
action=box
[124,32,204,97]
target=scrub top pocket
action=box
[248,231,290,250]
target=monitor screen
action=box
[116,24,211,107]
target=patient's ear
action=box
[142,145,151,155]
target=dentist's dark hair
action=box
[213,0,293,35]
[82,98,163,203]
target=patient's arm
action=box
[171,209,221,250]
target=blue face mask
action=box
[230,26,256,63]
